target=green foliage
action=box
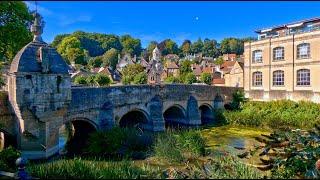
[164,76,180,84]
[158,39,180,55]
[191,38,204,54]
[86,75,96,85]
[227,89,247,110]
[184,73,197,84]
[154,129,206,163]
[28,158,162,179]
[74,76,88,85]
[102,48,118,70]
[202,38,220,58]
[220,38,244,55]
[147,41,158,57]
[200,72,212,85]
[223,100,320,129]
[57,36,87,65]
[214,56,224,65]
[121,64,144,84]
[0,2,33,62]
[51,34,70,48]
[180,40,192,56]
[120,35,142,56]
[0,146,21,172]
[179,60,192,75]
[88,56,103,68]
[122,76,131,85]
[94,74,111,87]
[133,72,147,85]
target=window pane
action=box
[273,70,284,86]
[297,69,310,86]
[252,72,262,86]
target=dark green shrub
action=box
[0,146,21,171]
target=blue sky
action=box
[25,1,320,48]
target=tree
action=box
[164,76,180,84]
[51,34,70,48]
[120,35,142,56]
[57,36,86,65]
[214,56,224,65]
[86,75,96,85]
[122,76,131,85]
[191,38,203,54]
[180,40,192,56]
[179,60,192,75]
[88,56,103,68]
[147,41,158,58]
[102,48,118,70]
[94,74,111,86]
[133,72,147,84]
[74,76,88,85]
[201,72,212,85]
[159,39,179,55]
[0,2,33,62]
[202,38,220,58]
[220,38,244,55]
[184,73,197,84]
[121,64,144,83]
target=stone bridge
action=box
[66,84,237,131]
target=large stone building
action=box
[244,17,320,102]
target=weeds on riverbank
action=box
[223,100,320,129]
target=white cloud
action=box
[59,15,92,26]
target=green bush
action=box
[74,75,88,85]
[133,72,147,84]
[122,76,131,85]
[94,74,111,86]
[164,76,180,84]
[223,100,320,129]
[200,72,212,85]
[86,74,96,85]
[184,73,197,84]
[0,146,21,172]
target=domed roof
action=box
[9,41,70,74]
[9,12,70,74]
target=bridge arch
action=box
[214,94,224,109]
[59,117,97,155]
[163,104,187,128]
[119,109,149,129]
[199,104,214,125]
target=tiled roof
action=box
[167,62,179,69]
[202,66,214,74]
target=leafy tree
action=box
[159,39,179,55]
[147,41,158,58]
[74,76,88,85]
[57,36,86,65]
[214,56,224,65]
[179,60,192,75]
[86,75,96,85]
[191,38,203,54]
[51,34,70,48]
[220,38,244,55]
[180,40,192,56]
[133,72,147,84]
[94,74,111,86]
[120,35,142,56]
[121,64,144,83]
[202,38,220,58]
[88,56,103,68]
[164,76,180,84]
[122,76,131,85]
[0,2,33,62]
[201,72,212,85]
[184,72,197,84]
[102,48,118,70]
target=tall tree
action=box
[121,64,144,83]
[120,35,142,56]
[191,38,204,54]
[220,38,244,55]
[57,36,86,65]
[102,48,118,70]
[158,39,179,55]
[51,34,70,48]
[180,40,192,56]
[202,38,220,58]
[0,2,33,61]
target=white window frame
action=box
[273,47,284,61]
[297,43,310,59]
[252,50,263,63]
[273,70,284,86]
[252,71,263,87]
[297,69,310,86]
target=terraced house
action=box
[244,17,320,103]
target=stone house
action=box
[166,62,179,77]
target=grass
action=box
[223,100,320,129]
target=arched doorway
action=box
[163,105,186,129]
[0,130,16,151]
[199,104,214,125]
[59,119,97,156]
[119,110,148,130]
